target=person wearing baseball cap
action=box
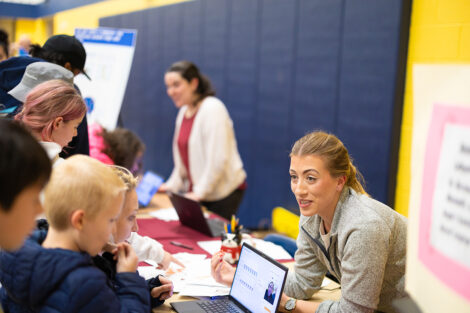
[28,34,90,156]
[29,34,90,80]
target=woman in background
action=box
[159,61,246,220]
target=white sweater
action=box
[127,232,165,263]
[165,96,246,201]
[40,141,64,167]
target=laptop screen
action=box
[136,171,164,206]
[230,243,288,313]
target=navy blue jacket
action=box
[0,56,43,110]
[93,252,165,308]
[0,230,151,313]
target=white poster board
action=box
[407,64,470,312]
[74,27,137,130]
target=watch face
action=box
[285,298,296,310]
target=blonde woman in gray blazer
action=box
[211,131,407,313]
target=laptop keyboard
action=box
[197,300,243,313]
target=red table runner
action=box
[137,218,219,257]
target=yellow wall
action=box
[53,0,189,35]
[395,0,470,216]
[13,0,188,45]
[15,18,49,45]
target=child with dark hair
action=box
[0,119,51,251]
[89,123,145,176]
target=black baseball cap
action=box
[43,34,91,80]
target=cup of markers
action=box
[220,215,242,264]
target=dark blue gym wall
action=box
[101,0,405,228]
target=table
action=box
[152,264,341,312]
[154,284,341,313]
[140,193,341,312]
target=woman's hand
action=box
[151,276,174,300]
[159,251,185,270]
[184,192,201,202]
[158,183,168,193]
[115,242,139,273]
[210,251,235,286]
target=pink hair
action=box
[15,80,86,141]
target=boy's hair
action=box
[44,155,126,230]
[101,127,145,173]
[0,119,51,211]
[15,79,86,141]
[111,166,139,191]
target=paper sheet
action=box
[148,207,179,221]
[139,253,226,295]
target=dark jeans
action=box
[201,188,245,220]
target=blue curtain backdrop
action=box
[100,0,404,228]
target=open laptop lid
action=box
[229,243,288,313]
[135,171,164,207]
[168,192,214,237]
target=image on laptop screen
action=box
[230,244,288,313]
[135,171,164,207]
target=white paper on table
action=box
[178,284,230,297]
[197,240,222,255]
[144,254,221,294]
[250,238,293,260]
[148,208,179,221]
[137,266,165,280]
[198,238,292,260]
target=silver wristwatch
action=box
[285,298,297,311]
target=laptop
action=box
[168,192,225,237]
[171,243,288,313]
[135,171,164,207]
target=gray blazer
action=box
[284,187,407,313]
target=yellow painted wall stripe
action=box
[14,0,190,45]
[395,0,470,216]
[53,0,191,35]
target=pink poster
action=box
[419,104,470,302]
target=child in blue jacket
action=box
[0,155,150,313]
